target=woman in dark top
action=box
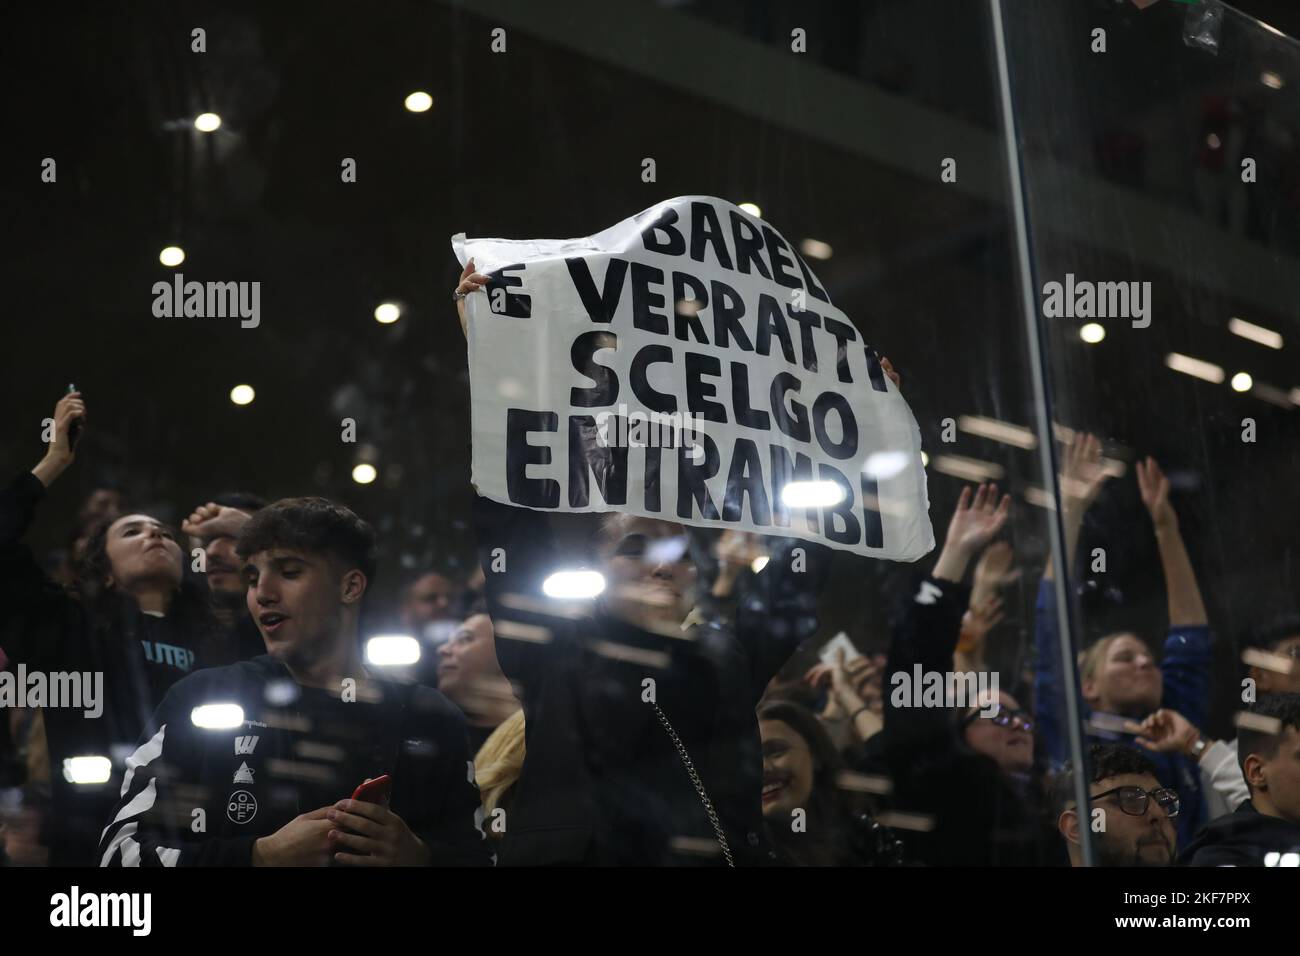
[0,392,218,864]
[875,484,1066,866]
[758,698,904,866]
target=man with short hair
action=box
[1055,743,1178,867]
[98,497,489,866]
[182,494,267,665]
[1181,693,1300,866]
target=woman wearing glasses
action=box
[876,483,1067,865]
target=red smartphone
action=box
[351,774,392,805]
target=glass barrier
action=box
[1000,0,1300,868]
[3,0,1295,884]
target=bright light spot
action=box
[191,703,245,729]
[159,246,185,267]
[1205,133,1221,150]
[366,635,421,666]
[352,463,378,485]
[542,569,606,599]
[1231,372,1253,392]
[1261,71,1284,90]
[1229,317,1283,349]
[957,415,1037,450]
[374,302,401,324]
[404,91,433,113]
[264,680,298,707]
[229,384,255,406]
[921,451,929,467]
[63,755,112,785]
[781,480,844,509]
[1282,853,1300,867]
[931,455,1005,482]
[1165,352,1224,384]
[1080,322,1106,344]
[863,451,909,480]
[737,202,762,218]
[750,555,770,574]
[799,238,833,260]
[194,112,222,132]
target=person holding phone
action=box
[98,497,490,866]
[0,391,220,864]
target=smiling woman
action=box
[0,391,220,865]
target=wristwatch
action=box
[1187,735,1209,760]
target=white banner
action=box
[453,196,934,561]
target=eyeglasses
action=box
[1090,786,1180,819]
[961,705,1034,732]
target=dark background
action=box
[2,0,1298,736]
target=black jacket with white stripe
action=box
[98,655,491,866]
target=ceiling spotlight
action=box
[737,202,762,218]
[352,463,378,484]
[799,238,833,260]
[159,246,185,267]
[194,112,222,132]
[1080,323,1106,344]
[229,384,255,406]
[1231,372,1253,392]
[1228,317,1282,349]
[404,91,433,113]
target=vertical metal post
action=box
[988,0,1095,866]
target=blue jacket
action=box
[1033,579,1213,847]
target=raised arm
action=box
[1136,456,1207,628]
[1043,432,1110,582]
[883,484,1009,757]
[0,392,87,665]
[1034,433,1109,765]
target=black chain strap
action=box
[650,702,734,867]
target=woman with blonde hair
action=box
[475,709,526,829]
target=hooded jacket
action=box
[1180,800,1300,867]
[97,655,490,866]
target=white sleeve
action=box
[1198,738,1249,818]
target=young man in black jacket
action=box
[1181,693,1300,866]
[98,497,490,866]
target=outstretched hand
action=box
[932,483,1011,583]
[1135,456,1176,532]
[945,483,1011,556]
[1059,432,1110,514]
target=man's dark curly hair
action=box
[236,497,378,584]
[1052,742,1160,815]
